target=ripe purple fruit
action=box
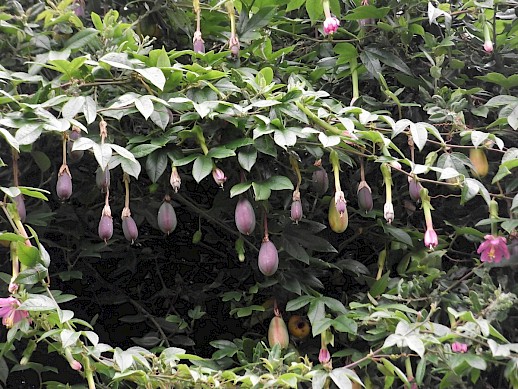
[13,194,26,222]
[56,171,72,200]
[96,168,110,192]
[357,181,373,213]
[158,199,177,235]
[291,200,303,223]
[312,168,329,195]
[122,216,138,243]
[98,215,113,242]
[235,198,256,235]
[258,239,279,276]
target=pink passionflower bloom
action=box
[452,342,468,353]
[477,235,510,263]
[0,297,29,328]
[424,227,438,249]
[319,346,331,364]
[323,16,340,35]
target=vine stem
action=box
[12,150,19,187]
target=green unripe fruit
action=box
[328,197,348,233]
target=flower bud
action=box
[424,227,438,250]
[193,31,205,54]
[170,166,181,193]
[323,16,340,35]
[384,202,394,224]
[334,191,347,215]
[212,167,227,188]
[290,190,303,223]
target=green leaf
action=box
[305,0,323,23]
[130,144,162,158]
[252,182,271,201]
[192,155,213,183]
[135,67,166,91]
[286,296,314,311]
[206,147,236,159]
[65,28,99,50]
[344,5,391,20]
[15,241,40,267]
[230,182,252,198]
[329,367,353,389]
[333,315,358,335]
[370,272,390,297]
[238,147,257,172]
[145,150,168,183]
[19,294,57,311]
[382,223,414,247]
[265,176,294,191]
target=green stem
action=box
[350,57,359,104]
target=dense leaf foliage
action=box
[0,0,517,387]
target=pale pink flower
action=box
[452,342,468,353]
[212,167,227,188]
[323,16,340,35]
[477,235,510,263]
[70,360,82,371]
[318,346,331,364]
[484,40,493,53]
[0,297,29,328]
[424,227,438,249]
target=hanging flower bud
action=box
[170,166,181,193]
[290,190,303,223]
[212,167,227,188]
[357,181,373,213]
[420,187,438,250]
[334,190,347,215]
[483,21,493,53]
[193,30,205,53]
[384,202,394,224]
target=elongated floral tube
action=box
[420,187,438,249]
[381,163,393,223]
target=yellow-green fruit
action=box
[288,315,310,339]
[328,197,348,233]
[268,316,289,349]
[469,149,489,178]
